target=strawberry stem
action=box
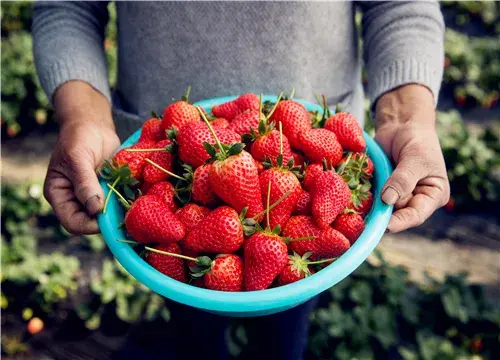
[306,257,337,265]
[197,106,226,156]
[144,246,199,262]
[266,181,271,230]
[279,121,283,156]
[266,91,284,120]
[125,148,168,152]
[251,189,291,220]
[106,183,131,209]
[259,93,263,117]
[103,176,121,213]
[117,239,139,245]
[289,88,295,100]
[285,235,317,243]
[144,158,185,181]
[182,86,192,102]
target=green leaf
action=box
[227,142,245,156]
[349,281,372,306]
[441,287,468,323]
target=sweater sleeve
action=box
[357,1,445,107]
[32,1,111,103]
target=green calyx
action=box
[350,182,372,208]
[100,160,140,212]
[203,142,245,163]
[151,110,162,120]
[288,252,338,276]
[242,119,275,143]
[337,152,372,189]
[310,94,342,128]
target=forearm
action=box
[54,81,115,131]
[375,84,436,128]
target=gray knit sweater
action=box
[32,1,444,141]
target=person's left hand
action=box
[374,84,450,233]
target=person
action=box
[33,1,450,359]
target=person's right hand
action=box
[44,81,120,234]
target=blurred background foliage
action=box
[1,1,499,359]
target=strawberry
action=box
[270,100,311,150]
[145,182,178,213]
[302,163,324,192]
[233,93,260,112]
[333,210,365,244]
[244,232,288,291]
[293,190,312,216]
[259,165,302,230]
[182,206,244,253]
[229,109,264,136]
[182,248,199,269]
[125,195,185,243]
[139,117,165,143]
[212,93,260,121]
[190,164,220,207]
[211,118,230,128]
[212,101,241,121]
[145,243,187,283]
[276,253,315,286]
[291,152,305,167]
[209,147,264,220]
[143,139,175,183]
[175,203,211,233]
[254,158,265,173]
[177,121,240,168]
[249,121,293,166]
[338,152,374,185]
[299,128,343,166]
[203,254,244,292]
[324,112,365,152]
[312,170,351,228]
[111,140,156,180]
[161,88,200,130]
[348,187,373,217]
[283,217,350,260]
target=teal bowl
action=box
[97,96,393,317]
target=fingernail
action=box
[381,186,399,205]
[85,195,102,215]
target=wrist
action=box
[54,80,115,131]
[375,84,436,129]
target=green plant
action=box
[441,1,499,31]
[436,110,500,206]
[77,258,170,330]
[308,251,500,360]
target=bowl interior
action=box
[97,95,393,316]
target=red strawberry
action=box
[175,203,211,233]
[125,195,185,243]
[209,149,264,220]
[300,128,343,166]
[146,182,178,213]
[177,121,240,168]
[270,100,311,150]
[293,190,312,216]
[251,128,293,166]
[254,158,265,173]
[139,118,165,143]
[291,152,305,167]
[143,139,174,183]
[244,232,288,291]
[228,110,263,136]
[260,167,302,230]
[204,254,244,292]
[348,188,373,217]
[324,112,365,152]
[233,93,260,112]
[212,101,241,121]
[191,164,220,207]
[145,243,187,283]
[211,118,229,128]
[276,253,315,286]
[312,171,351,228]
[333,211,365,244]
[112,140,156,180]
[302,163,324,192]
[182,248,199,269]
[182,206,244,253]
[162,101,200,130]
[283,217,350,260]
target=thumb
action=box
[381,155,426,206]
[67,154,104,216]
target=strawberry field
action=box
[1,2,499,360]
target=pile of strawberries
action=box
[101,90,374,292]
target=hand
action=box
[374,84,450,233]
[44,81,120,234]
